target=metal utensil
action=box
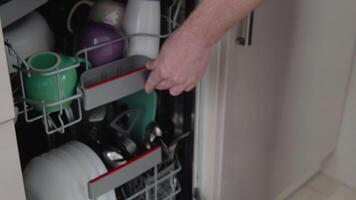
[144,122,163,150]
[102,147,127,168]
[114,136,137,159]
[88,105,107,123]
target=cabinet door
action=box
[218,0,356,200]
[220,1,296,198]
[0,120,26,199]
[0,18,25,200]
[0,20,15,123]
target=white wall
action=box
[322,40,356,189]
[268,0,356,199]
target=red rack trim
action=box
[89,146,160,184]
[85,66,146,90]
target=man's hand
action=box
[144,0,262,96]
[145,29,210,96]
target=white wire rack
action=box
[119,161,181,200]
[6,41,83,134]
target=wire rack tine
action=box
[124,159,181,200]
[154,166,158,200]
[55,62,65,133]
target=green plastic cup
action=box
[24,52,87,113]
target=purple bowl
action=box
[77,22,125,67]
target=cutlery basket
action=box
[88,147,182,200]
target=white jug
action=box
[123,0,161,59]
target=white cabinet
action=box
[0,21,15,123]
[197,0,356,199]
[0,21,25,199]
[0,120,26,200]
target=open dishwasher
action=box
[2,0,197,199]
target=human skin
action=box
[145,0,263,96]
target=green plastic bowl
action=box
[117,89,157,144]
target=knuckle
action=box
[172,75,182,83]
[159,67,170,79]
[184,76,196,86]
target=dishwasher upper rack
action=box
[4,0,187,135]
[5,38,151,135]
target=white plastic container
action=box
[123,0,161,59]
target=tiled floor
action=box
[287,173,356,200]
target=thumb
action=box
[145,69,162,93]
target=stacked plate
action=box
[23,141,116,200]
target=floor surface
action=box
[287,173,356,200]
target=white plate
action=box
[61,142,100,199]
[50,148,89,199]
[24,142,116,200]
[40,153,84,200]
[61,142,94,179]
[49,149,86,183]
[24,156,78,200]
[65,141,100,178]
[69,141,107,175]
[69,141,116,200]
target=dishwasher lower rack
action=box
[89,147,182,200]
[116,159,182,200]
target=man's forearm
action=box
[178,0,263,48]
[144,0,262,95]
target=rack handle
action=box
[87,147,162,199]
[236,11,255,46]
